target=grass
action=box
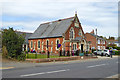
[26,53,64,59]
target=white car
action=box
[103,49,110,57]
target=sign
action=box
[58,44,61,48]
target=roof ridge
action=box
[41,16,75,25]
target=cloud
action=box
[1,0,118,37]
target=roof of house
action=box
[16,31,32,44]
[29,17,75,39]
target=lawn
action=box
[26,53,64,59]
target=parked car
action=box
[93,49,103,55]
[93,49,110,57]
[103,49,110,57]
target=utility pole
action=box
[96,28,97,56]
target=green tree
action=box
[2,28,25,59]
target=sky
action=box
[0,0,119,38]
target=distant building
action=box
[85,30,107,50]
[28,13,88,54]
[107,39,120,47]
[15,31,32,51]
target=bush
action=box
[17,52,26,61]
[2,46,8,58]
[115,51,120,55]
[42,51,45,53]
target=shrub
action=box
[42,51,45,53]
[17,52,26,61]
[2,46,8,58]
[2,28,25,59]
[115,51,120,55]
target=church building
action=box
[28,13,88,54]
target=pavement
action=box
[2,55,119,78]
[1,55,118,70]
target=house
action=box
[15,31,32,51]
[85,30,107,51]
[107,39,120,47]
[28,13,88,54]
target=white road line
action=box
[20,69,70,77]
[87,64,106,68]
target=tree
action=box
[2,28,25,59]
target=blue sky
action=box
[0,0,118,38]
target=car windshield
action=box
[104,50,107,52]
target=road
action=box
[2,57,119,78]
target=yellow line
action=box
[0,67,14,70]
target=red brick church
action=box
[28,13,88,54]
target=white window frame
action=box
[38,40,40,49]
[56,39,60,50]
[98,39,100,44]
[73,43,77,50]
[46,39,49,50]
[69,27,75,40]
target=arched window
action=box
[38,40,40,48]
[56,39,60,50]
[78,29,82,36]
[70,27,74,39]
[47,40,49,48]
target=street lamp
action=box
[96,28,98,57]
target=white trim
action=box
[46,39,49,50]
[73,43,77,51]
[51,41,53,53]
[56,39,60,50]
[37,40,40,50]
[69,27,75,40]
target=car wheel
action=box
[105,54,108,57]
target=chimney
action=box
[90,29,94,34]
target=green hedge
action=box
[115,51,120,55]
[17,53,26,61]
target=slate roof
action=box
[29,17,75,39]
[16,31,32,44]
[90,33,105,41]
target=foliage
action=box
[17,52,26,61]
[42,51,45,53]
[108,36,115,40]
[114,51,120,55]
[107,44,117,48]
[2,46,8,58]
[2,28,25,60]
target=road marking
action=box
[0,67,14,70]
[20,69,70,77]
[87,64,106,68]
[106,74,118,78]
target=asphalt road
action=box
[2,57,119,78]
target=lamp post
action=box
[96,28,98,57]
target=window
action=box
[31,41,33,48]
[98,40,100,44]
[98,46,100,49]
[46,40,49,49]
[56,39,60,50]
[73,43,77,50]
[70,27,74,39]
[78,29,82,36]
[75,18,79,28]
[38,41,40,48]
[103,41,105,44]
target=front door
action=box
[81,44,83,53]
